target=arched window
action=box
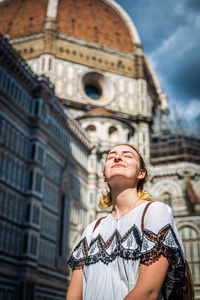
[179,226,200,284]
[162,192,172,206]
[86,125,96,136]
[108,126,118,142]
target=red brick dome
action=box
[0,0,48,38]
[0,0,135,52]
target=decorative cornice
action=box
[149,162,200,181]
[0,35,54,94]
[65,109,93,151]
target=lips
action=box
[111,164,126,168]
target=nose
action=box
[114,153,122,162]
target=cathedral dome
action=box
[0,0,141,52]
[0,0,48,38]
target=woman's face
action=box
[103,145,145,185]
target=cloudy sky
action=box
[116,0,200,126]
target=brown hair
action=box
[99,144,151,208]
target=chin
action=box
[107,174,129,182]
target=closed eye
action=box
[107,155,115,160]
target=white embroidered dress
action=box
[68,202,185,300]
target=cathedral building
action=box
[0,0,199,298]
[0,35,92,299]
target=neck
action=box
[111,187,139,218]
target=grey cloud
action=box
[116,0,200,122]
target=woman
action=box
[67,144,186,300]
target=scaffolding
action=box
[150,133,200,165]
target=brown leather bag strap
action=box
[185,261,195,300]
[93,217,105,233]
[141,201,153,232]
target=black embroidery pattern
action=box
[67,223,185,297]
[141,224,178,265]
[67,237,89,270]
[85,225,142,266]
[67,225,142,269]
[140,224,185,296]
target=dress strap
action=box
[93,217,105,233]
[141,201,152,232]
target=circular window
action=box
[85,84,102,100]
[81,72,114,105]
[86,124,96,136]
